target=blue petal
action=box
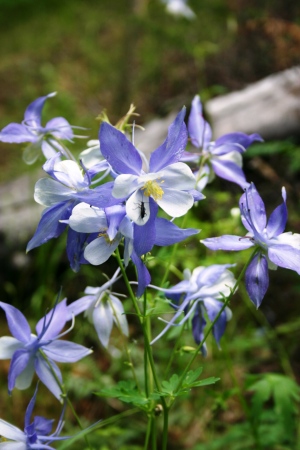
[187,95,212,149]
[66,228,90,272]
[75,182,123,208]
[43,340,92,362]
[26,201,73,252]
[24,93,56,128]
[245,253,269,308]
[33,416,54,436]
[192,310,207,356]
[46,117,73,141]
[190,189,205,201]
[203,298,227,345]
[211,159,248,188]
[266,187,287,238]
[8,349,31,392]
[215,132,263,150]
[35,356,63,400]
[99,122,142,175]
[201,235,254,251]
[105,204,126,240]
[133,199,158,256]
[0,303,31,343]
[131,251,151,297]
[149,107,188,172]
[35,299,68,340]
[154,218,199,246]
[24,384,39,429]
[67,296,94,317]
[268,244,300,275]
[0,123,36,143]
[239,183,267,233]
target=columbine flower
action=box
[0,385,68,449]
[201,183,300,307]
[0,92,75,164]
[66,202,133,266]
[27,153,119,265]
[67,269,129,348]
[67,201,199,296]
[0,300,92,400]
[99,108,203,226]
[151,264,235,354]
[185,95,263,189]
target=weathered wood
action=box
[0,174,43,242]
[206,66,300,140]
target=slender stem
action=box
[164,323,185,378]
[58,408,139,450]
[144,413,153,450]
[172,249,257,398]
[39,349,93,450]
[108,296,141,392]
[115,248,168,448]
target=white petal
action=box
[15,357,35,390]
[112,174,141,198]
[0,337,23,359]
[93,303,113,348]
[53,160,86,188]
[0,443,26,450]
[126,190,150,225]
[109,295,129,336]
[217,151,243,168]
[157,188,194,217]
[161,162,196,190]
[34,178,72,206]
[0,420,25,443]
[68,202,107,233]
[84,235,120,265]
[274,232,300,249]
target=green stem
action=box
[115,248,169,449]
[58,408,139,450]
[164,323,185,379]
[108,295,141,392]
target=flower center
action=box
[141,180,164,201]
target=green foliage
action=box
[158,368,220,398]
[96,380,151,409]
[246,373,300,445]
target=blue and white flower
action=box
[0,300,92,400]
[0,385,68,449]
[185,95,263,189]
[99,108,203,226]
[68,269,129,348]
[201,183,300,307]
[151,264,235,354]
[0,93,75,164]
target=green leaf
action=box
[247,373,300,444]
[96,380,150,408]
[157,369,220,399]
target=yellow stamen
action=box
[98,231,112,244]
[141,180,164,201]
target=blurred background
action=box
[0,1,300,448]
